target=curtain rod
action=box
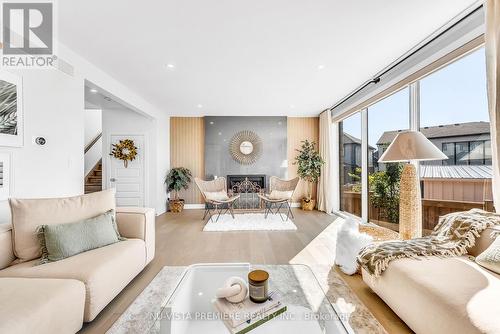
[328,3,484,113]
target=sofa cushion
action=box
[0,224,15,269]
[363,256,500,334]
[0,239,146,322]
[468,226,500,257]
[9,189,116,263]
[475,236,500,275]
[0,277,85,334]
[38,210,122,263]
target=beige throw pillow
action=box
[476,235,500,275]
[269,190,293,200]
[9,189,116,263]
[205,191,229,202]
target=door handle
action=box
[110,178,116,182]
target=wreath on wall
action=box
[110,139,138,168]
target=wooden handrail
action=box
[84,133,102,154]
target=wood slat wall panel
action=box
[170,117,205,204]
[287,117,320,202]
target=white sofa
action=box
[0,190,155,334]
[362,226,500,334]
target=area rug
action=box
[106,265,386,334]
[202,213,297,232]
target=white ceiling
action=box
[59,0,478,117]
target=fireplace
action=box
[227,174,266,192]
[227,174,266,210]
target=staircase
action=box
[85,160,102,194]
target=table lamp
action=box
[378,131,447,239]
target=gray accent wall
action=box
[205,116,287,185]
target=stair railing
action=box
[84,133,102,154]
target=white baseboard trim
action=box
[184,203,302,209]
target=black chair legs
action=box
[264,201,293,221]
[203,202,236,222]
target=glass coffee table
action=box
[149,263,354,334]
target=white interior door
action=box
[108,135,145,207]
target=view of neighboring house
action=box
[376,121,492,202]
[377,121,491,166]
[341,133,375,184]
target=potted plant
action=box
[294,140,324,210]
[165,167,192,213]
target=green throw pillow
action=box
[37,210,124,264]
[475,235,500,275]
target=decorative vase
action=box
[169,199,185,213]
[301,198,315,211]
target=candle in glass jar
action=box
[248,270,269,303]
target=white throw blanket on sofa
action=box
[335,218,373,275]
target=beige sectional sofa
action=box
[362,226,500,334]
[0,190,155,334]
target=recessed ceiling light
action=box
[166,63,175,69]
[209,121,214,125]
[317,65,325,70]
[197,104,203,108]
[289,104,295,109]
[90,88,98,93]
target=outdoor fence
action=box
[341,191,493,233]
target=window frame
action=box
[334,44,487,223]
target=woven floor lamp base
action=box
[399,163,422,240]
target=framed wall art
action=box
[0,71,23,147]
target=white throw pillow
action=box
[205,191,230,202]
[475,235,500,275]
[335,218,373,275]
[268,190,293,200]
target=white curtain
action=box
[486,0,500,212]
[317,111,333,213]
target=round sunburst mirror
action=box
[239,141,254,155]
[230,130,262,164]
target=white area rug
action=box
[203,213,297,232]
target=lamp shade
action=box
[378,131,448,162]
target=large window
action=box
[336,47,492,234]
[339,113,362,218]
[419,47,491,234]
[367,88,410,231]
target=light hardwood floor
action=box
[80,209,412,334]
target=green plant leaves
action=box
[164,167,193,200]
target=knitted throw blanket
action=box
[357,209,500,277]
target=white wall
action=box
[155,115,170,214]
[84,109,102,145]
[84,109,102,176]
[0,69,84,223]
[60,43,170,214]
[0,42,170,224]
